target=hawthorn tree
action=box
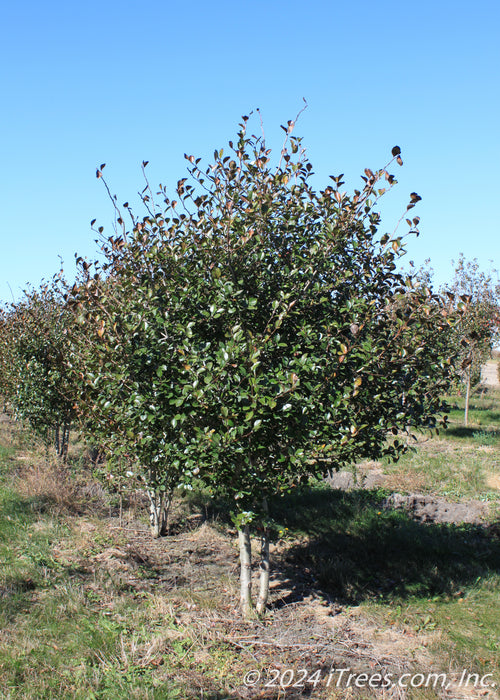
[160,120,457,615]
[69,113,457,615]
[0,281,77,458]
[66,242,205,536]
[444,255,500,424]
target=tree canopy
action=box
[66,115,458,614]
[0,281,76,458]
[443,255,500,424]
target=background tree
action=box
[0,280,77,458]
[444,255,500,425]
[69,114,459,615]
[65,198,208,537]
[0,308,15,411]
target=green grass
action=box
[0,456,184,698]
[0,441,17,476]
[381,446,499,500]
[446,387,500,436]
[272,486,500,601]
[0,424,246,699]
[374,387,500,501]
[271,484,500,686]
[266,385,500,687]
[364,576,500,676]
[0,589,187,699]
[0,385,499,698]
[0,505,201,700]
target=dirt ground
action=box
[57,517,464,699]
[325,467,490,526]
[50,504,496,700]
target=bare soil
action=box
[325,469,490,525]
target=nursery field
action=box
[0,383,499,699]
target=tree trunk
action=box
[464,369,471,427]
[147,489,171,538]
[256,514,270,616]
[60,423,70,462]
[119,490,123,528]
[55,424,60,456]
[238,525,253,617]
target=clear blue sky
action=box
[1,0,499,302]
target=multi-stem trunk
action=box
[238,525,253,617]
[61,422,70,462]
[55,422,70,461]
[238,499,272,618]
[147,488,171,538]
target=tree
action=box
[66,257,198,537]
[0,281,77,458]
[69,114,457,615]
[0,308,15,410]
[444,255,500,425]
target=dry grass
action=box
[14,458,78,513]
[1,406,500,699]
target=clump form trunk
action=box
[238,500,271,618]
[55,422,71,462]
[147,489,171,538]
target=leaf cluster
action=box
[65,116,458,518]
[0,279,77,448]
[443,254,500,387]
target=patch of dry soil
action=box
[384,493,488,525]
[325,470,489,525]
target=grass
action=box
[0,386,499,698]
[381,446,499,500]
[269,484,500,685]
[0,422,258,699]
[365,577,500,675]
[446,386,500,435]
[377,386,500,501]
[271,486,499,600]
[0,428,179,698]
[0,491,218,699]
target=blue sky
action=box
[1,0,499,302]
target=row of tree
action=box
[0,116,498,615]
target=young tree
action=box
[0,307,14,410]
[444,255,500,425]
[159,121,457,615]
[69,114,457,614]
[66,253,203,536]
[0,281,77,458]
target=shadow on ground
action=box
[268,487,500,607]
[444,424,500,439]
[3,480,500,614]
